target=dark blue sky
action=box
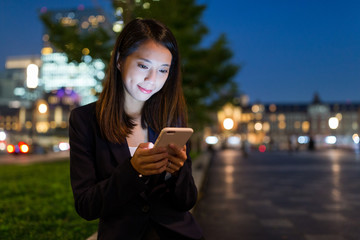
[1,0,359,104]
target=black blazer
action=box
[69,102,203,240]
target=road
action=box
[0,150,69,165]
[193,149,360,240]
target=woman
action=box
[69,18,204,240]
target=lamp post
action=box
[26,63,39,145]
[35,100,49,134]
[328,117,339,147]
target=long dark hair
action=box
[96,18,187,144]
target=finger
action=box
[166,161,176,174]
[142,159,168,175]
[168,154,186,170]
[143,158,168,170]
[137,142,154,149]
[135,148,168,162]
[168,144,184,156]
[167,146,187,161]
[139,145,168,156]
[166,168,175,174]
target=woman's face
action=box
[120,40,172,105]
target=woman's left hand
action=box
[166,144,187,174]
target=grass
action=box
[0,160,98,240]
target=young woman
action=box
[69,18,204,240]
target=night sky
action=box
[1,0,359,104]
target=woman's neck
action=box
[124,97,144,119]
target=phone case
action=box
[154,127,194,148]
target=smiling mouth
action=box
[138,85,153,94]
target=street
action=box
[193,148,360,240]
[0,150,69,165]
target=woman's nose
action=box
[145,69,156,82]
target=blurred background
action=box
[0,0,359,155]
[1,1,360,239]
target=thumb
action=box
[138,142,154,149]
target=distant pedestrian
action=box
[308,136,315,151]
[69,18,203,240]
[241,139,249,158]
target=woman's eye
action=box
[138,63,148,69]
[159,69,168,74]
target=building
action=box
[1,55,42,103]
[40,53,105,105]
[0,55,80,151]
[0,7,116,152]
[40,7,114,105]
[213,94,360,151]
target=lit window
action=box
[269,104,277,112]
[278,121,286,129]
[278,114,285,121]
[254,122,262,131]
[302,121,310,132]
[252,105,260,113]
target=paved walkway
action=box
[193,149,360,240]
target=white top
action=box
[129,147,137,157]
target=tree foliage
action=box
[40,12,114,66]
[40,0,240,130]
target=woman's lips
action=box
[138,85,153,94]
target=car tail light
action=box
[18,142,30,153]
[7,144,15,153]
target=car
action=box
[6,142,30,154]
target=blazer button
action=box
[142,205,150,213]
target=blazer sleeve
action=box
[165,144,198,211]
[69,107,147,221]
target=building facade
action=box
[40,7,114,105]
[213,94,360,151]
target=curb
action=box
[86,152,211,240]
[191,151,212,202]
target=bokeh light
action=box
[223,118,234,130]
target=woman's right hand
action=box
[130,142,169,176]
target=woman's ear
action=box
[116,61,122,71]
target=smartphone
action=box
[154,127,194,149]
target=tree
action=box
[40,9,114,66]
[40,0,240,130]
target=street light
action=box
[328,117,339,147]
[26,64,39,89]
[0,130,6,141]
[328,117,339,130]
[223,118,234,130]
[35,101,49,133]
[353,134,359,144]
[0,130,6,151]
[38,103,48,114]
[254,122,263,131]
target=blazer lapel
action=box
[107,140,131,166]
[107,127,158,166]
[148,127,158,144]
